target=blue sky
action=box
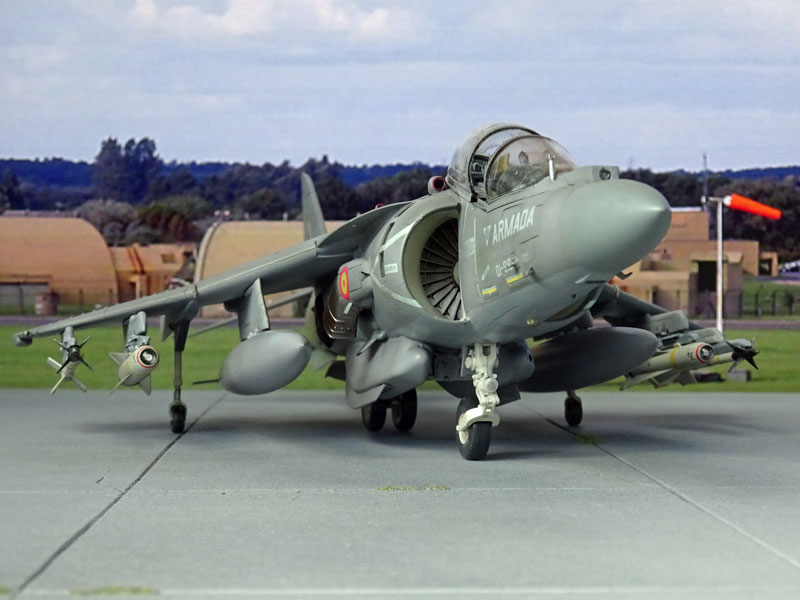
[2,0,798,171]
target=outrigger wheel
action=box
[170,403,187,434]
[564,391,583,427]
[456,395,491,460]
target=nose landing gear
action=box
[456,343,501,460]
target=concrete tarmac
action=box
[1,389,800,599]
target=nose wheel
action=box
[456,395,492,460]
[564,390,583,427]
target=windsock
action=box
[724,194,781,220]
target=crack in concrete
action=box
[536,409,800,573]
[9,394,227,600]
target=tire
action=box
[361,401,387,432]
[565,397,583,427]
[391,389,418,432]
[456,396,491,460]
[170,404,187,434]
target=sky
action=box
[2,0,799,171]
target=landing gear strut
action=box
[456,343,501,460]
[564,390,583,427]
[169,319,191,434]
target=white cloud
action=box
[130,0,418,44]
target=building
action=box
[0,216,118,311]
[195,220,343,317]
[617,208,774,317]
[0,215,194,312]
[111,243,195,303]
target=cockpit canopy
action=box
[446,123,576,203]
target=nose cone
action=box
[563,179,670,273]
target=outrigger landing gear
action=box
[456,343,501,460]
[169,319,191,434]
[564,390,583,427]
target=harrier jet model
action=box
[13,124,757,459]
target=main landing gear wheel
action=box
[170,403,187,434]
[361,401,387,432]
[564,392,583,427]
[456,396,491,461]
[391,389,417,432]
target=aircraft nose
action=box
[562,179,671,273]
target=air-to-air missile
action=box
[108,311,160,394]
[46,326,92,394]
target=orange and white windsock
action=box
[723,193,782,220]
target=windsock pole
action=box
[716,197,724,334]
[708,193,781,335]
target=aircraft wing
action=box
[592,283,688,327]
[13,203,407,346]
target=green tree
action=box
[93,137,163,204]
[233,188,287,220]
[136,194,213,242]
[0,168,23,211]
[76,199,138,245]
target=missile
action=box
[629,341,714,377]
[47,327,91,395]
[109,345,160,395]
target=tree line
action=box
[0,137,797,261]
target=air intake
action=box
[420,219,463,320]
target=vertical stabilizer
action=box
[301,173,327,241]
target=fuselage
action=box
[363,166,670,348]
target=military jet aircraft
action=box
[12,123,756,460]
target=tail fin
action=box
[301,173,326,241]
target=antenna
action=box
[701,152,708,208]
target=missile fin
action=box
[138,375,152,396]
[621,369,670,390]
[109,352,128,366]
[50,376,66,395]
[47,357,61,371]
[110,373,134,394]
[71,375,88,393]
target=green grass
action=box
[740,277,800,318]
[2,325,797,393]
